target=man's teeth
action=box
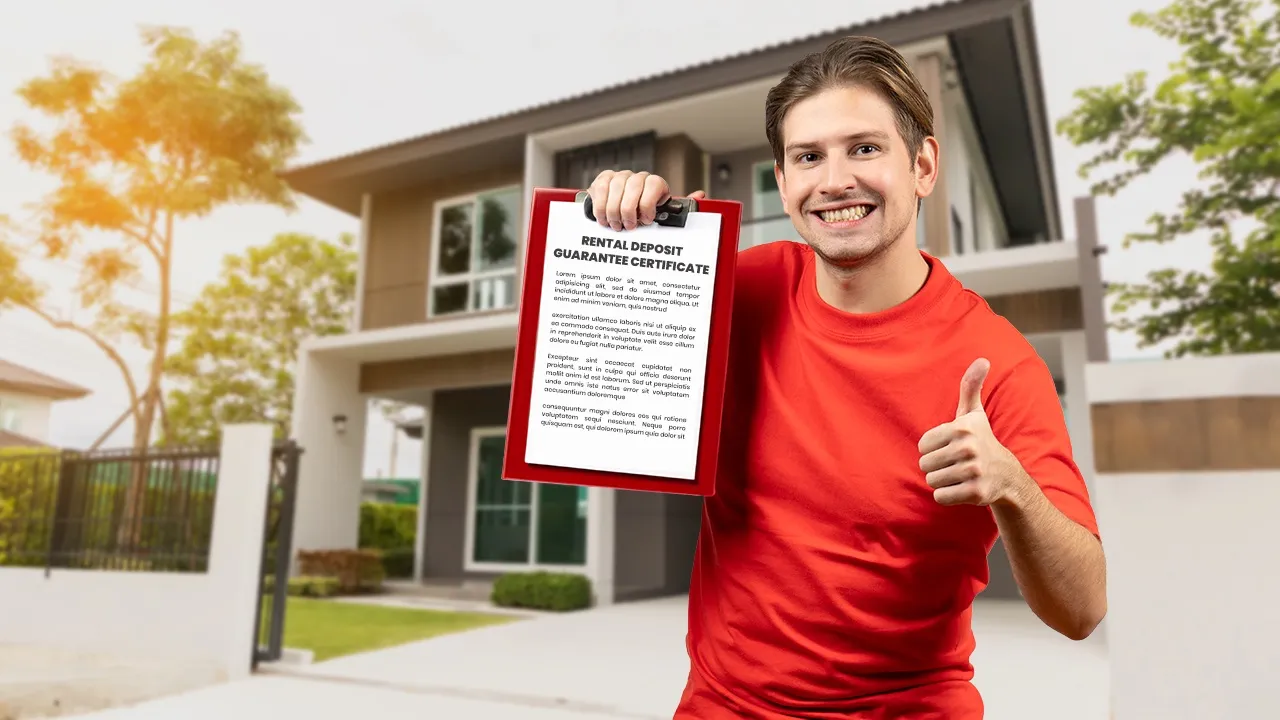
[819,206,872,223]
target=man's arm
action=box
[991,467,1107,641]
[918,356,1107,641]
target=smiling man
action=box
[585,35,1107,720]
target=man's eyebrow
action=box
[784,131,893,155]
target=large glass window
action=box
[466,428,588,570]
[429,185,521,317]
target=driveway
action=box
[68,596,1109,719]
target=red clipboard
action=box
[502,187,741,496]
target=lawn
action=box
[262,597,520,662]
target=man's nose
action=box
[817,156,857,195]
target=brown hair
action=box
[764,35,935,168]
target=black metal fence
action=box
[0,444,221,573]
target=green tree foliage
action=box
[0,26,305,444]
[0,26,304,544]
[163,232,357,446]
[1056,0,1280,356]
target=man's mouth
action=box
[814,203,876,225]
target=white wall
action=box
[0,390,53,442]
[0,424,274,683]
[289,346,367,561]
[1087,353,1280,719]
[942,84,1010,252]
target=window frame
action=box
[462,426,589,573]
[427,183,523,319]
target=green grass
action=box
[261,597,520,662]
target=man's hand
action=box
[917,358,1034,507]
[586,170,706,231]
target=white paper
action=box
[523,200,723,480]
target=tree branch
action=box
[21,302,141,423]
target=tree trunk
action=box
[115,213,175,561]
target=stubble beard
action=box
[799,198,914,277]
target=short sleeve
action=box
[986,354,1099,539]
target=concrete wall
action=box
[0,424,274,683]
[1087,352,1280,719]
[0,390,53,443]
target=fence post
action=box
[209,423,275,682]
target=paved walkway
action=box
[61,596,1110,719]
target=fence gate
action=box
[251,439,303,669]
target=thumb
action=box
[956,358,990,418]
[688,190,706,200]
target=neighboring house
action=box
[281,0,1109,605]
[0,358,92,449]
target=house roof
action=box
[0,358,92,401]
[0,429,50,449]
[280,0,1060,242]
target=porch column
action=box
[1060,331,1096,499]
[413,390,434,582]
[585,487,616,606]
[289,345,368,570]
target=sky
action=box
[0,0,1212,476]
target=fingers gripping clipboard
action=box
[502,187,742,496]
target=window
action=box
[464,427,588,571]
[751,160,784,219]
[429,185,522,317]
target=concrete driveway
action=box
[70,596,1109,719]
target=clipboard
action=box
[502,187,741,496]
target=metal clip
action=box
[577,191,697,228]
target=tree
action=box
[0,26,305,545]
[1056,0,1280,357]
[163,232,357,446]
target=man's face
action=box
[775,84,938,268]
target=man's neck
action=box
[813,238,930,315]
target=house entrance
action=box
[463,427,588,573]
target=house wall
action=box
[1087,353,1280,719]
[361,164,525,332]
[423,384,512,579]
[0,391,53,443]
[941,79,1010,254]
[708,145,774,216]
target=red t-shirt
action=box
[675,242,1099,719]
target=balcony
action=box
[732,210,1082,299]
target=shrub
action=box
[491,571,592,611]
[296,548,385,593]
[287,575,340,597]
[358,502,416,578]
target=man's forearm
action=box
[992,475,1107,641]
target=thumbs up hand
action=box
[917,358,1031,507]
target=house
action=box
[0,358,91,449]
[280,0,1110,605]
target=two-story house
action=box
[0,358,92,449]
[281,0,1109,605]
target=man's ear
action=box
[914,136,941,200]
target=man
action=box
[585,35,1106,719]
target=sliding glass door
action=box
[465,428,588,571]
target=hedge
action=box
[296,548,386,593]
[491,571,593,611]
[358,502,416,578]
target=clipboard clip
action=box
[576,190,697,228]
